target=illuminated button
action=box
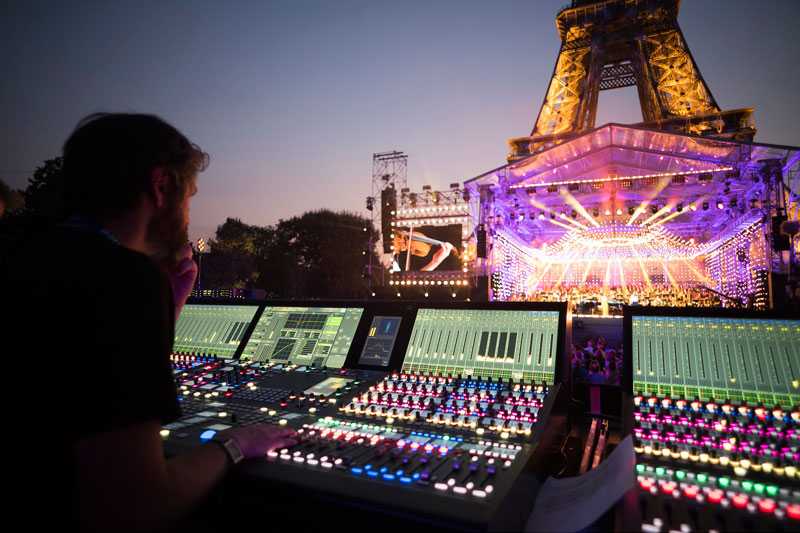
[268,410,277,416]
[731,494,748,509]
[787,504,800,520]
[707,489,724,504]
[267,451,278,459]
[742,481,753,492]
[675,470,686,481]
[472,490,487,498]
[636,464,645,474]
[718,477,730,489]
[218,412,227,418]
[159,429,170,438]
[758,499,776,514]
[696,473,708,484]
[683,485,699,498]
[753,483,765,495]
[661,481,677,495]
[434,483,449,491]
[453,487,467,495]
[279,419,288,426]
[199,430,216,441]
[485,485,494,494]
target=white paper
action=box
[525,435,636,533]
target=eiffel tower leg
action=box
[532,44,592,138]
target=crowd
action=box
[515,284,722,315]
[570,336,623,386]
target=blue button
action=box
[380,466,388,473]
[367,470,379,478]
[350,467,363,475]
[364,464,373,470]
[399,476,412,484]
[382,474,396,481]
[199,430,217,441]
[412,473,420,480]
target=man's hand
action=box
[220,424,298,459]
[167,243,198,319]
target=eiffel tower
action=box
[509,0,755,161]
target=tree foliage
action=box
[201,210,379,298]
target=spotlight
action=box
[702,202,709,211]
[604,209,611,216]
[538,213,545,220]
[616,208,623,216]
[451,292,457,298]
[424,292,429,298]
[690,204,697,211]
[717,201,725,210]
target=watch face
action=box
[223,439,244,464]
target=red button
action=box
[661,481,677,495]
[731,494,748,509]
[683,485,699,498]
[639,479,653,490]
[787,504,800,520]
[758,499,776,514]
[707,489,724,504]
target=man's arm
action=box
[74,421,296,532]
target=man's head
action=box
[63,113,208,260]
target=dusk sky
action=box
[2,0,798,241]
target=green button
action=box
[676,470,686,480]
[697,474,708,484]
[656,467,665,476]
[636,464,645,474]
[767,485,779,497]
[742,481,753,492]
[754,483,765,494]
[718,477,730,488]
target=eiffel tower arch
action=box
[509,0,756,161]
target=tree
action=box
[199,210,380,299]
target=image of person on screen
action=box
[391,226,459,272]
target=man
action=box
[3,113,296,532]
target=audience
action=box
[571,335,623,386]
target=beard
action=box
[146,196,189,265]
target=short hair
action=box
[63,113,209,216]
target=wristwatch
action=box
[211,434,245,465]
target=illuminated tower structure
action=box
[509,0,755,160]
[463,0,799,308]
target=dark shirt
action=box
[3,224,180,529]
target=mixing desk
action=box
[160,301,567,530]
[624,309,800,532]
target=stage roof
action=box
[464,124,799,258]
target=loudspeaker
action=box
[381,187,397,253]
[772,215,790,251]
[477,224,487,258]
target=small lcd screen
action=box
[630,315,800,405]
[358,316,402,367]
[304,377,353,396]
[240,306,364,368]
[174,304,259,358]
[403,308,561,383]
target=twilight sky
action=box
[1,0,798,241]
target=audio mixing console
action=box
[161,301,567,530]
[624,309,800,532]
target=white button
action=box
[293,457,305,463]
[485,485,494,494]
[453,487,467,494]
[434,483,449,491]
[472,490,487,498]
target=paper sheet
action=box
[525,435,636,533]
